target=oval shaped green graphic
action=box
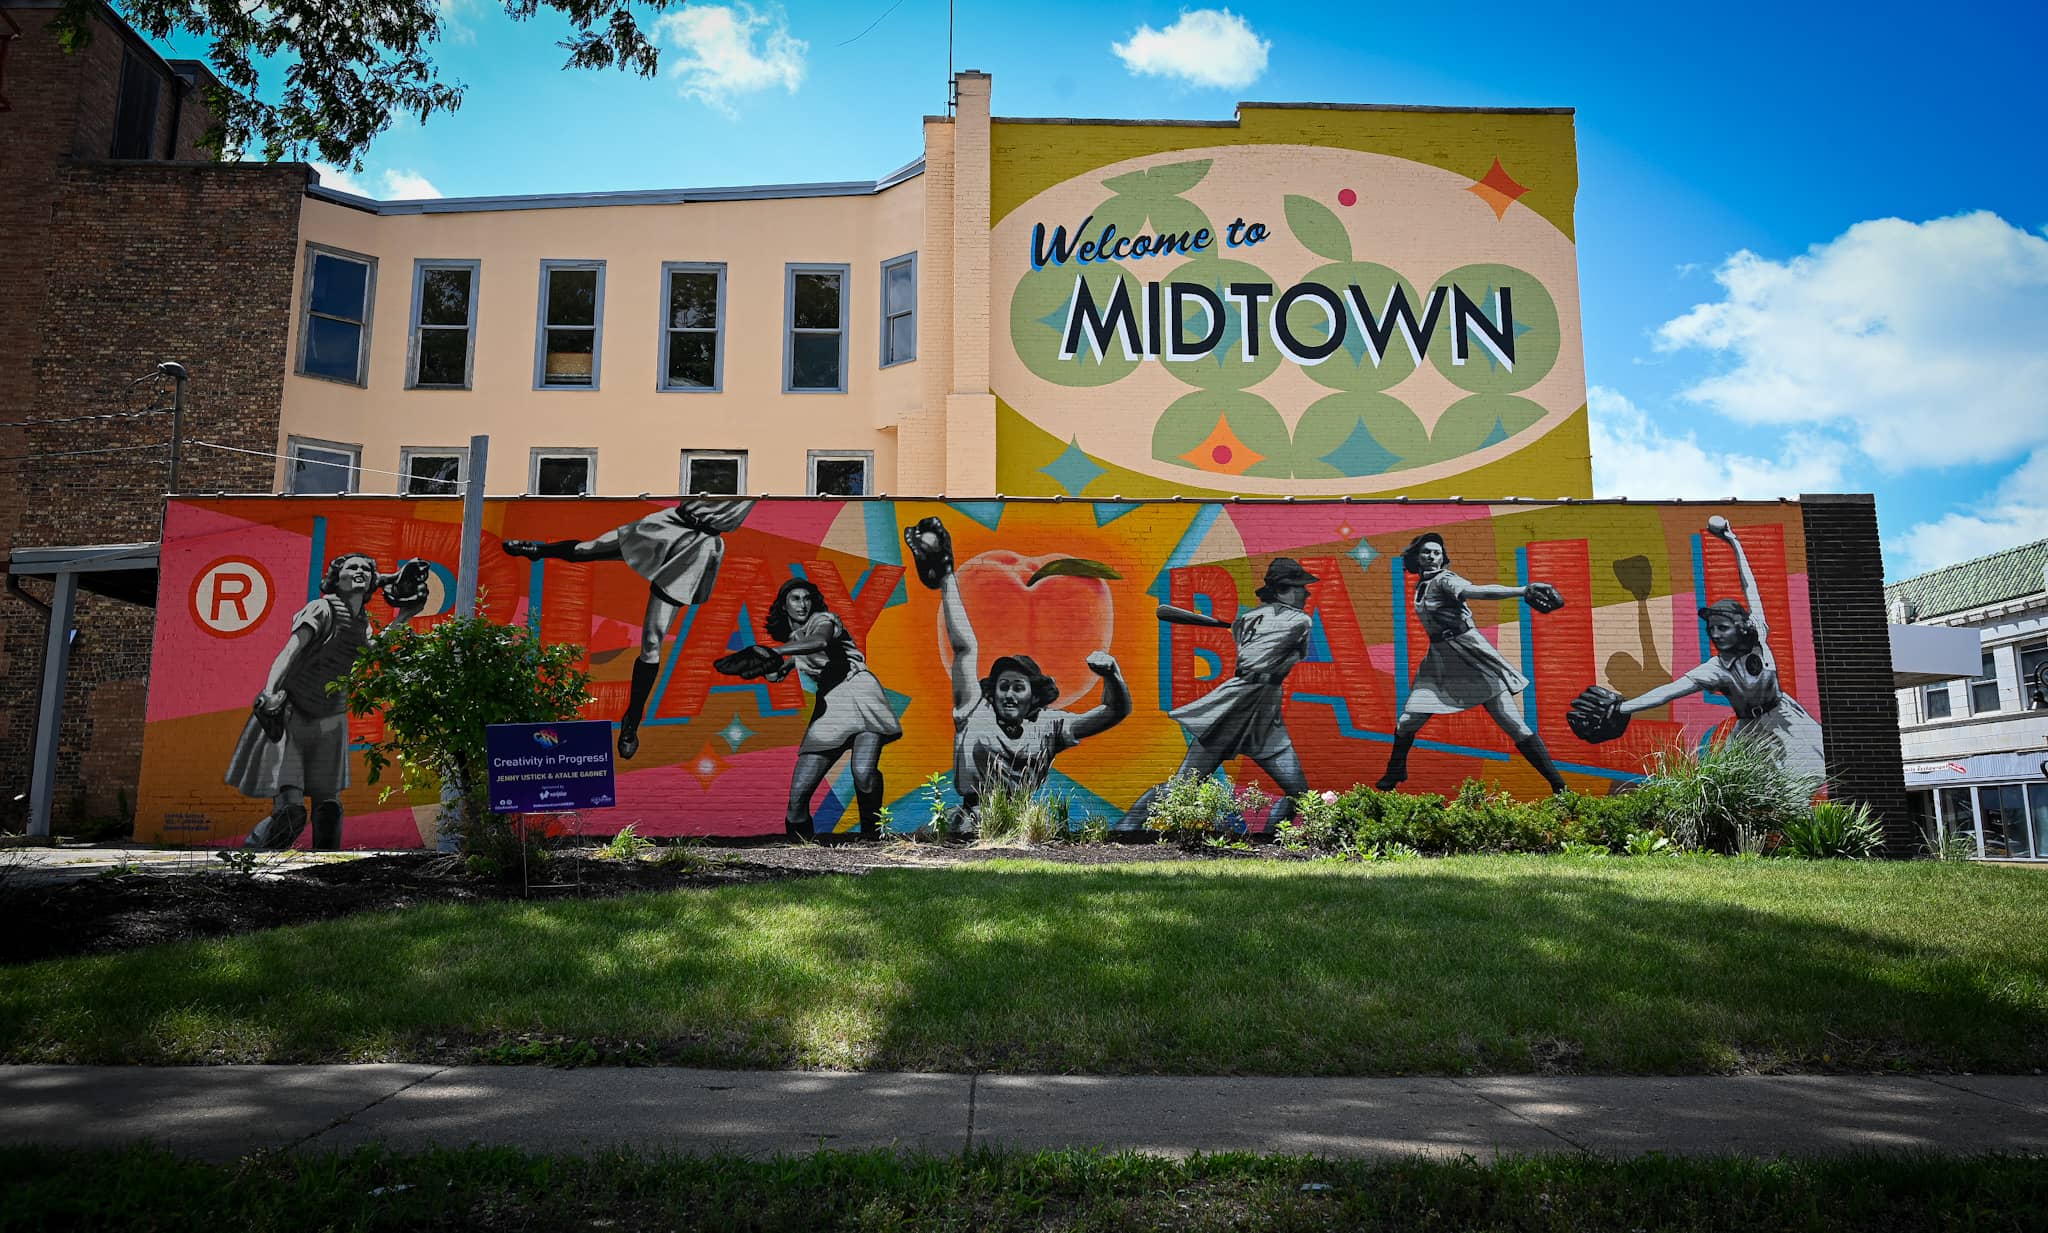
[1152,390,1292,479]
[1422,394,1549,462]
[1292,262,1428,394]
[1159,254,1283,393]
[1428,262,1557,395]
[1010,261,1144,388]
[1290,391,1430,478]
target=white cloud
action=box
[380,170,442,199]
[1112,9,1269,90]
[1654,211,2048,471]
[1889,450,2048,578]
[1587,385,1852,500]
[655,2,806,116]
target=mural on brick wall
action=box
[136,497,1823,848]
[990,116,1589,498]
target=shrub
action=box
[1637,733,1823,853]
[601,824,652,861]
[975,784,1070,846]
[1144,773,1271,846]
[1780,800,1886,860]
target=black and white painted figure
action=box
[228,553,429,850]
[1576,518,1825,779]
[502,498,757,759]
[1374,533,1573,795]
[904,517,1131,823]
[1123,558,1320,830]
[721,577,902,840]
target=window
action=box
[1939,786,1977,856]
[1970,650,2001,714]
[682,451,746,495]
[660,263,725,391]
[1922,683,1952,720]
[785,264,849,392]
[299,245,376,385]
[529,449,595,495]
[409,260,480,389]
[808,450,870,496]
[880,252,916,367]
[111,50,162,158]
[2020,641,2048,709]
[399,447,467,496]
[536,261,604,389]
[287,437,360,494]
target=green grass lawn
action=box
[6,1144,2046,1232]
[5,857,2046,1073]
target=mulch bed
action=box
[0,839,1278,967]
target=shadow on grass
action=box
[2,861,2043,1073]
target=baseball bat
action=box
[1156,604,1230,629]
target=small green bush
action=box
[1144,773,1270,846]
[1638,733,1823,853]
[1781,800,1886,860]
[601,824,652,861]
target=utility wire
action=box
[0,406,176,430]
[186,439,467,488]
[0,442,169,463]
[838,0,908,46]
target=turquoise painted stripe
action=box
[1390,557,1409,715]
[306,516,327,600]
[1516,546,1537,730]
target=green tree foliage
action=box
[50,0,673,166]
[345,613,590,855]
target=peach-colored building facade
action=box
[278,74,1589,501]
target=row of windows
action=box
[286,438,875,498]
[1918,642,2048,720]
[298,248,918,394]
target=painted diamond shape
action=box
[1467,158,1530,220]
[1318,417,1399,477]
[1039,435,1106,496]
[687,741,729,789]
[1350,539,1381,571]
[1177,415,1265,475]
[718,712,755,753]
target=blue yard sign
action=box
[484,720,617,814]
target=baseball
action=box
[1706,515,1730,535]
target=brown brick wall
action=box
[1801,494,1910,855]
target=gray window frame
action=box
[879,251,917,368]
[534,259,606,391]
[806,449,872,496]
[783,262,851,394]
[406,259,482,390]
[1968,649,2002,715]
[527,447,598,495]
[285,435,362,495]
[398,445,469,496]
[296,243,377,387]
[680,450,748,495]
[658,261,727,393]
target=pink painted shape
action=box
[1784,573,1822,719]
[150,512,314,722]
[738,501,845,546]
[597,744,799,838]
[1225,502,1497,556]
[338,805,426,850]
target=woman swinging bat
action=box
[902,517,1131,820]
[1373,532,1573,795]
[502,498,757,759]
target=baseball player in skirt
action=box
[228,553,429,849]
[1123,558,1320,830]
[1568,518,1825,779]
[903,517,1131,826]
[503,498,757,759]
[1374,533,1573,795]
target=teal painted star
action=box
[719,712,755,753]
[1039,436,1106,496]
[1319,417,1399,476]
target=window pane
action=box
[885,260,913,313]
[404,454,461,495]
[1940,787,1976,853]
[546,268,598,326]
[310,254,368,320]
[792,272,841,329]
[666,332,717,389]
[887,313,915,364]
[687,458,740,495]
[813,458,866,496]
[2022,643,2048,709]
[291,448,352,495]
[304,316,362,381]
[544,328,595,385]
[669,272,719,329]
[791,333,842,390]
[2005,785,2036,860]
[416,328,469,387]
[1924,686,1951,719]
[535,457,590,495]
[2030,785,2048,860]
[419,268,471,326]
[1981,785,2025,858]
[1971,652,2000,713]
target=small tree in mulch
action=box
[345,611,590,874]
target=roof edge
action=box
[306,157,925,215]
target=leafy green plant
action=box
[601,824,652,862]
[1144,773,1271,846]
[975,785,1070,846]
[1202,833,1253,853]
[1638,734,1823,853]
[1375,841,1420,862]
[345,611,590,871]
[918,772,956,843]
[1623,830,1674,857]
[1074,814,1111,845]
[213,848,261,876]
[1557,841,1609,859]
[1780,800,1886,860]
[654,841,709,871]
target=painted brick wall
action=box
[1802,494,1910,854]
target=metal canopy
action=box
[6,542,162,836]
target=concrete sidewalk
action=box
[3,1067,2044,1161]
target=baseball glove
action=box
[902,517,954,590]
[252,692,287,742]
[1566,685,1630,743]
[714,643,787,680]
[380,558,432,607]
[1524,582,1566,613]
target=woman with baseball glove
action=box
[1375,532,1572,795]
[502,498,757,760]
[716,577,901,839]
[228,553,430,850]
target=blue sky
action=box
[146,0,2047,579]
